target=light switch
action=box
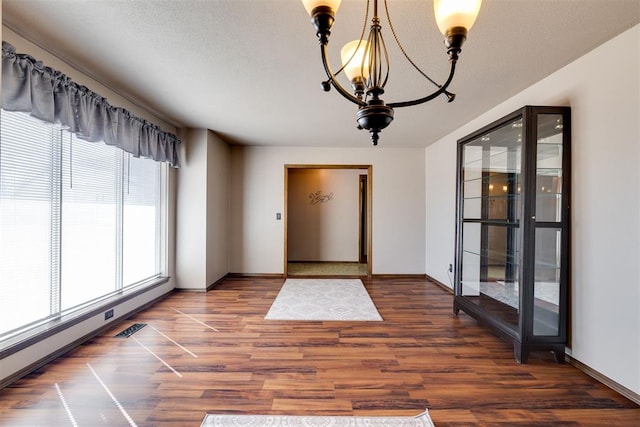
[276,212,281,220]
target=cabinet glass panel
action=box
[461,223,482,296]
[536,114,564,222]
[487,174,520,221]
[462,118,522,221]
[461,222,481,296]
[533,227,562,336]
[461,222,520,329]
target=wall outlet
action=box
[448,264,453,272]
[104,309,114,320]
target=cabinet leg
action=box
[514,343,529,364]
[552,346,565,364]
[453,301,460,316]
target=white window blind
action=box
[123,155,162,286]
[61,134,120,311]
[0,110,165,340]
[0,111,56,333]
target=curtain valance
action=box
[2,42,181,167]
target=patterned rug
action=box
[265,278,383,321]
[201,410,435,426]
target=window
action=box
[0,110,166,342]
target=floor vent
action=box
[115,323,147,338]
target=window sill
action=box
[0,276,171,360]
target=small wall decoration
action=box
[309,190,334,205]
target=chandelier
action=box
[302,0,482,145]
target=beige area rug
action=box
[265,279,382,321]
[201,410,435,426]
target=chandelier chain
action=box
[383,0,440,89]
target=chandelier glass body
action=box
[302,0,482,145]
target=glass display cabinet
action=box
[453,106,571,363]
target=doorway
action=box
[284,165,372,277]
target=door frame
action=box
[284,164,373,277]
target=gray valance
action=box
[2,42,181,168]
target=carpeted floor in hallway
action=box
[287,262,367,276]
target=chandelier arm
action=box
[321,43,367,107]
[333,0,370,79]
[379,25,390,89]
[387,60,457,109]
[365,24,377,92]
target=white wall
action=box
[176,129,208,289]
[425,25,640,395]
[229,146,425,274]
[206,131,230,284]
[176,129,229,289]
[288,168,361,262]
[0,26,178,384]
[425,138,458,286]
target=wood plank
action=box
[0,276,637,426]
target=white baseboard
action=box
[567,355,640,405]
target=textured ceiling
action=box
[2,0,639,148]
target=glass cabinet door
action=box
[460,117,523,330]
[532,113,566,337]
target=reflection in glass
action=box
[462,119,522,221]
[536,114,563,222]
[460,118,523,329]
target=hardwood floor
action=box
[1,276,638,426]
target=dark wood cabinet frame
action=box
[453,106,571,364]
